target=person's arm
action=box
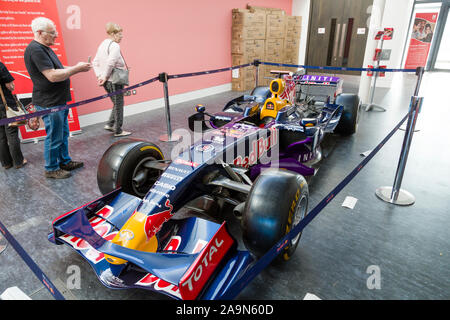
[42,62,91,83]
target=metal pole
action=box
[254,59,261,88]
[399,66,424,132]
[158,72,180,142]
[365,37,386,112]
[375,95,423,205]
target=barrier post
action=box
[400,67,425,132]
[364,36,386,112]
[375,94,423,205]
[158,72,180,142]
[253,59,261,87]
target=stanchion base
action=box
[0,234,7,254]
[159,134,181,142]
[375,186,415,206]
[363,103,386,112]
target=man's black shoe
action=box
[60,161,84,171]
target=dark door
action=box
[306,0,374,75]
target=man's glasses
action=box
[41,30,58,37]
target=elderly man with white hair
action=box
[24,17,91,179]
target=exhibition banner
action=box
[404,12,439,69]
[0,0,81,142]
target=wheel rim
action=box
[291,194,308,245]
[131,157,160,197]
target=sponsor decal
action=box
[119,229,134,241]
[59,205,118,264]
[154,181,176,191]
[136,273,181,299]
[266,102,275,110]
[301,75,340,83]
[179,223,234,300]
[135,237,208,299]
[167,166,191,175]
[210,135,225,144]
[161,172,183,182]
[144,199,174,241]
[136,235,182,298]
[174,158,199,168]
[148,189,170,198]
[233,127,278,169]
[280,75,296,102]
[195,144,215,153]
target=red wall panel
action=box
[54,0,292,115]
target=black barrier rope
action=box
[0,61,418,128]
[261,61,418,73]
[0,76,159,127]
[168,63,254,80]
[0,220,65,300]
[220,110,411,300]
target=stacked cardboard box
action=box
[232,6,302,90]
[284,16,302,65]
[231,9,266,91]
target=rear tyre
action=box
[335,93,360,135]
[97,138,164,197]
[241,169,309,262]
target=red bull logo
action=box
[144,199,174,241]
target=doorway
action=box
[306,0,374,75]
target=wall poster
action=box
[404,12,439,69]
[0,0,81,142]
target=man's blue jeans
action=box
[35,106,72,172]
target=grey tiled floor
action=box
[0,72,449,300]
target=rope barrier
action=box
[0,61,418,127]
[260,61,418,73]
[0,60,422,300]
[0,220,65,300]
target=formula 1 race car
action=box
[48,72,360,300]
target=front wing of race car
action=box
[48,189,250,300]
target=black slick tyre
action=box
[97,138,164,197]
[335,93,360,135]
[241,169,309,262]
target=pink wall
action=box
[55,0,292,116]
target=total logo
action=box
[179,223,234,300]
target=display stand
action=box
[158,72,181,143]
[364,29,393,112]
[375,67,424,206]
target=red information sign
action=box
[0,0,81,141]
[404,12,439,69]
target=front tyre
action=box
[97,138,164,197]
[241,169,309,262]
